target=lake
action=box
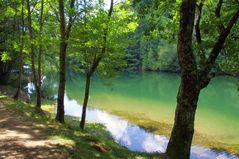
[61,72,239,158]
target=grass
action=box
[0,92,164,159]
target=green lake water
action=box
[65,72,239,145]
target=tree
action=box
[26,0,44,110]
[165,0,239,159]
[79,0,115,129]
[56,0,76,122]
[67,0,137,129]
[13,0,45,103]
[35,0,44,108]
[14,0,25,99]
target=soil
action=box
[0,92,70,159]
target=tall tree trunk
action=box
[55,0,76,122]
[166,1,239,158]
[166,83,200,159]
[36,0,44,109]
[80,73,91,129]
[14,0,25,100]
[166,0,197,158]
[56,0,67,123]
[26,0,40,109]
[79,0,114,129]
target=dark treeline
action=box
[0,0,238,159]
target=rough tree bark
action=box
[165,0,198,158]
[165,0,239,158]
[14,0,25,100]
[56,0,75,122]
[79,0,114,130]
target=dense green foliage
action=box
[1,0,238,80]
[128,0,239,74]
[68,0,137,77]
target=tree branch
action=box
[215,0,225,32]
[195,0,207,68]
[65,0,76,39]
[215,0,223,18]
[199,9,239,88]
[89,0,114,75]
[46,0,60,22]
[195,0,203,44]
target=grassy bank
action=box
[0,90,163,159]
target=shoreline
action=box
[1,84,239,157]
[0,89,163,159]
[87,105,239,156]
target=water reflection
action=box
[64,95,239,159]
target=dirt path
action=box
[0,98,70,159]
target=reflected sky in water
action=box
[64,95,239,159]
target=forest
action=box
[0,0,239,159]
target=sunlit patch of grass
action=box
[41,100,56,114]
[50,135,75,146]
[0,95,6,98]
